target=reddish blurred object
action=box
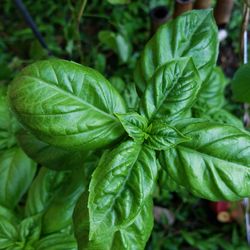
[174,0,194,18]
[209,201,244,224]
[194,0,211,9]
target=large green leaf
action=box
[111,198,153,250]
[74,193,153,250]
[35,233,77,250]
[140,57,201,121]
[0,86,18,150]
[193,108,243,128]
[0,147,36,209]
[160,120,250,201]
[197,67,227,110]
[88,141,158,239]
[25,167,69,216]
[8,59,126,150]
[42,168,86,234]
[135,9,218,92]
[17,130,86,171]
[231,63,250,103]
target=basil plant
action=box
[7,10,250,249]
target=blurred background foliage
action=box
[0,0,249,249]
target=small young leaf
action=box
[231,63,250,103]
[160,120,250,201]
[115,112,148,143]
[145,121,190,151]
[8,59,126,150]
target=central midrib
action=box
[22,75,117,122]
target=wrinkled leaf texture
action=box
[160,120,250,201]
[135,9,218,92]
[8,59,126,150]
[140,57,201,121]
[88,140,158,239]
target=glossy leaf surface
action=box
[74,194,153,250]
[8,59,126,150]
[135,9,218,92]
[17,130,86,170]
[25,168,69,216]
[140,57,201,121]
[145,121,190,151]
[160,120,250,201]
[111,198,153,250]
[42,168,85,234]
[88,141,158,238]
[35,233,77,250]
[0,86,18,150]
[197,67,227,110]
[0,147,36,209]
[116,112,148,143]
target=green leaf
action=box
[74,193,153,250]
[193,108,243,128]
[98,31,132,63]
[110,76,126,94]
[135,9,218,92]
[145,121,190,151]
[160,120,250,201]
[0,218,17,249]
[140,57,201,121]
[0,205,17,224]
[18,215,41,245]
[115,112,148,143]
[111,198,153,250]
[98,31,117,49]
[0,147,36,209]
[8,59,126,150]
[231,63,250,103]
[123,82,139,111]
[42,168,86,234]
[25,167,69,216]
[88,141,158,239]
[0,86,19,150]
[197,67,227,110]
[107,0,130,4]
[115,34,132,63]
[17,130,86,171]
[35,233,77,250]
